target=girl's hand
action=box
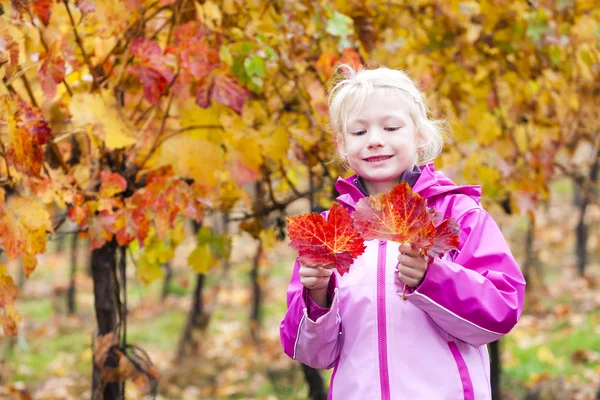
[396,244,428,288]
[299,264,333,307]
[299,264,333,291]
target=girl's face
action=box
[341,91,422,195]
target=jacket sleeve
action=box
[404,208,526,347]
[280,259,342,369]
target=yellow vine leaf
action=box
[1,304,20,336]
[20,254,37,278]
[188,243,215,275]
[179,100,224,142]
[69,91,136,150]
[0,265,18,309]
[136,257,164,285]
[196,0,222,30]
[152,135,224,190]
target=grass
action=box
[503,314,600,391]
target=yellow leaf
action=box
[25,228,47,255]
[196,0,222,29]
[476,113,502,145]
[69,91,136,150]
[10,197,52,232]
[152,135,224,189]
[188,243,215,274]
[1,304,21,336]
[136,257,163,285]
[20,254,37,278]
[222,0,237,15]
[260,126,290,162]
[179,100,224,142]
[0,265,18,309]
[259,228,278,250]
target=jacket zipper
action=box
[377,241,391,400]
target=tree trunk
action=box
[490,340,501,400]
[90,239,122,400]
[176,221,207,360]
[67,234,78,314]
[301,364,327,400]
[176,273,206,360]
[161,261,173,301]
[249,181,266,342]
[249,240,263,342]
[575,148,599,276]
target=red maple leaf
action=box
[1,35,19,78]
[32,0,53,26]
[100,171,128,197]
[353,182,436,250]
[127,38,176,106]
[194,70,251,115]
[425,218,461,260]
[287,203,366,275]
[39,41,65,99]
[4,96,51,177]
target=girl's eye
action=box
[385,127,401,131]
[351,130,366,136]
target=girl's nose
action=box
[367,130,385,148]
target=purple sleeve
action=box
[279,259,342,369]
[404,209,526,346]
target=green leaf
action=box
[244,54,266,78]
[219,45,233,66]
[326,11,354,37]
[265,47,278,61]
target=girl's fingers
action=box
[398,244,419,257]
[397,265,421,280]
[300,265,333,278]
[397,255,426,270]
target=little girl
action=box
[280,65,526,399]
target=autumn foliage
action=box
[287,203,365,275]
[0,0,598,396]
[354,182,460,262]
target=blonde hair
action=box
[328,64,447,166]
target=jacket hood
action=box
[334,162,482,210]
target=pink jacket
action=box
[280,163,526,400]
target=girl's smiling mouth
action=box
[363,155,393,162]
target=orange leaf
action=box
[3,96,51,177]
[340,47,362,69]
[89,210,116,250]
[32,0,53,25]
[315,53,339,79]
[20,254,37,278]
[0,34,19,77]
[100,171,128,197]
[287,203,365,275]
[39,41,65,99]
[353,183,460,260]
[0,212,27,259]
[354,182,435,248]
[0,265,18,309]
[1,305,20,336]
